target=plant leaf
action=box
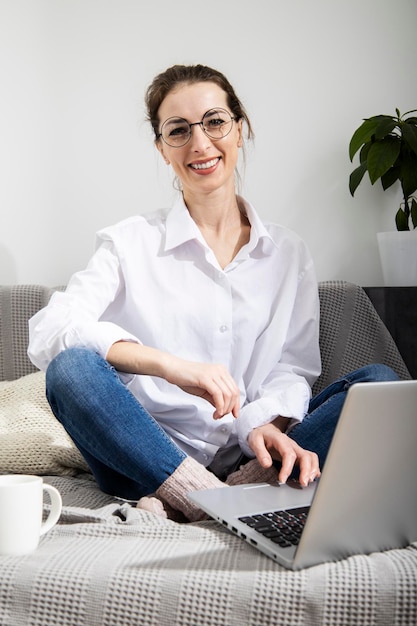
[349,117,382,161]
[395,207,409,231]
[359,141,372,163]
[402,123,417,157]
[381,166,401,190]
[400,152,417,198]
[367,137,401,183]
[349,162,367,196]
[375,118,397,139]
[411,198,417,228]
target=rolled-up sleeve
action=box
[236,380,312,457]
[28,241,139,371]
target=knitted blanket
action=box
[1,475,416,626]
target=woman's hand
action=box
[164,358,240,420]
[247,418,321,487]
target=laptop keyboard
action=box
[238,507,310,547]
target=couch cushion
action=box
[0,371,89,476]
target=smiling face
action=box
[156,82,243,200]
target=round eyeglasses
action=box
[158,108,236,148]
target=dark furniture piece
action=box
[364,287,417,379]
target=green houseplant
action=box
[349,109,417,285]
[349,108,417,230]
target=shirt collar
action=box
[164,195,206,252]
[163,194,278,257]
[237,196,279,257]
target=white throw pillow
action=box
[0,371,89,476]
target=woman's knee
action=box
[354,363,400,383]
[46,347,105,396]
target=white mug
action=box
[0,474,62,556]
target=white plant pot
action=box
[377,230,417,286]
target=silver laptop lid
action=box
[293,379,417,568]
[189,380,417,569]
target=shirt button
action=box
[219,325,228,333]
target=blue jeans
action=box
[46,348,399,499]
[46,348,187,499]
[287,363,399,479]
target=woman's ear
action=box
[156,140,170,165]
[236,119,243,148]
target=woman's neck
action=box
[183,188,250,269]
[183,185,242,233]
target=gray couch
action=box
[0,281,416,626]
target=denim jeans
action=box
[287,363,399,479]
[46,348,399,499]
[46,348,187,499]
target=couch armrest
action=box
[313,281,411,395]
[0,285,56,381]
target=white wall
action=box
[1,0,416,286]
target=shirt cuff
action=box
[69,321,141,361]
[236,382,310,457]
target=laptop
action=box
[189,380,417,569]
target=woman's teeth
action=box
[190,158,219,170]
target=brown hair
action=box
[145,64,254,142]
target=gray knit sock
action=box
[226,458,279,486]
[156,456,226,522]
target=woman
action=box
[28,64,397,521]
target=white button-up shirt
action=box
[28,195,321,464]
